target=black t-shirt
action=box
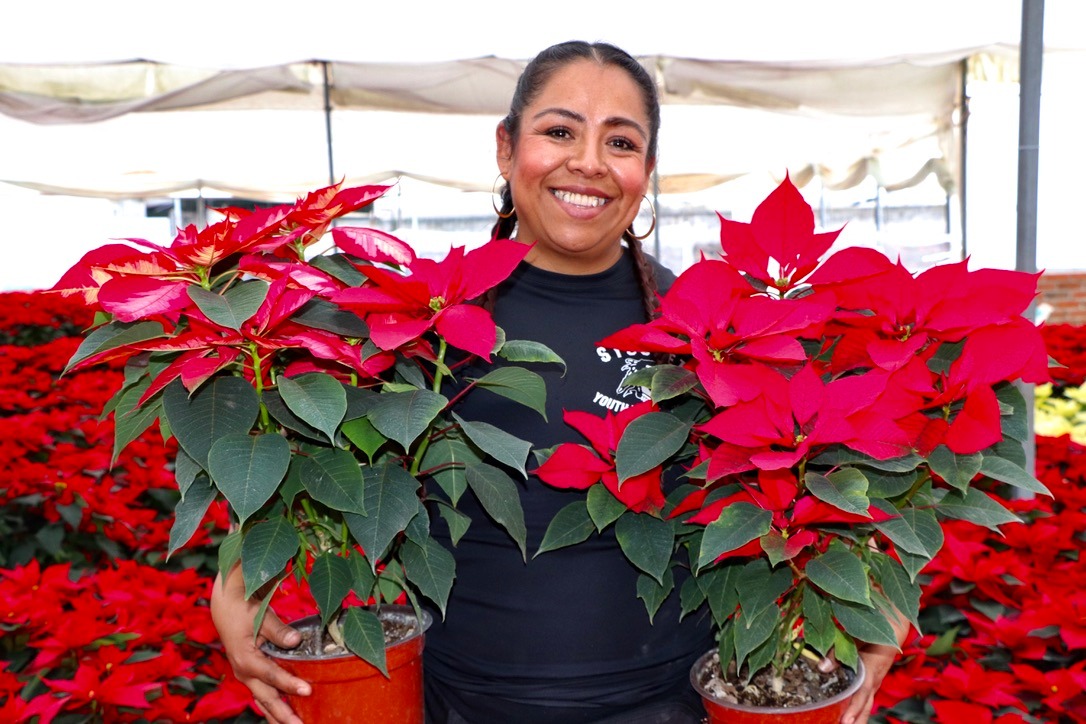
[425,251,712,722]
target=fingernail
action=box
[817,658,833,673]
[298,683,311,696]
[285,631,301,646]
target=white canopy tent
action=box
[2,0,1085,289]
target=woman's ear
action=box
[496,123,513,178]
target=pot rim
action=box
[262,604,433,662]
[689,648,866,714]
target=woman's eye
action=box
[609,137,638,152]
[546,127,572,139]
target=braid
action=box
[623,234,662,321]
[490,184,517,242]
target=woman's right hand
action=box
[211,564,312,724]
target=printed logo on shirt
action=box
[592,347,655,412]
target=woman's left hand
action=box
[834,613,912,724]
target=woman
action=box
[211,40,902,724]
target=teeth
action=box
[553,189,606,208]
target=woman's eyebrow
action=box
[532,107,648,140]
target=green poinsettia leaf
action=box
[344,462,420,570]
[935,487,1021,530]
[342,415,388,462]
[831,599,901,648]
[535,500,595,557]
[208,433,291,523]
[863,468,918,499]
[433,501,471,546]
[978,454,1051,496]
[587,484,626,532]
[832,627,859,671]
[926,445,983,491]
[636,566,675,623]
[496,339,566,373]
[292,296,369,336]
[679,574,707,619]
[401,537,455,618]
[299,447,367,515]
[615,412,690,483]
[348,552,376,601]
[342,607,388,677]
[470,367,550,420]
[615,512,674,585]
[810,447,923,473]
[241,517,300,598]
[697,503,772,571]
[801,587,836,657]
[366,389,447,451]
[621,364,699,403]
[805,468,870,517]
[870,499,928,558]
[995,382,1030,442]
[309,554,353,629]
[64,320,165,373]
[734,602,779,674]
[453,413,531,478]
[168,473,217,557]
[277,373,347,445]
[804,547,871,606]
[111,377,159,464]
[699,564,742,625]
[872,554,921,630]
[162,376,260,469]
[465,463,527,560]
[423,434,482,505]
[218,529,243,579]
[188,280,268,332]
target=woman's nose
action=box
[567,139,605,177]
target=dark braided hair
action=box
[488,40,663,321]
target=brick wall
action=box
[1039,272,1086,325]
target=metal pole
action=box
[322,61,336,185]
[1017,0,1044,488]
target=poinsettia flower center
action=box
[428,295,446,312]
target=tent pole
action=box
[1017,0,1044,489]
[323,61,335,185]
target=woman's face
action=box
[497,60,655,275]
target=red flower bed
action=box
[2,290,1086,722]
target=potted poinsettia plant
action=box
[50,181,559,723]
[535,177,1052,722]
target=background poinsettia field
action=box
[2,291,1086,723]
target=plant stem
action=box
[409,338,447,477]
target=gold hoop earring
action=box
[627,195,656,241]
[492,174,514,219]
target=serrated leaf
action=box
[401,537,455,618]
[365,389,447,451]
[241,517,300,598]
[162,376,260,468]
[342,607,388,677]
[309,554,353,628]
[698,502,772,569]
[615,512,674,585]
[805,548,871,606]
[168,473,217,557]
[471,367,549,420]
[344,462,420,570]
[466,463,527,559]
[453,414,531,478]
[188,280,268,331]
[615,412,690,483]
[208,433,291,523]
[299,447,367,515]
[277,373,347,444]
[805,468,870,517]
[535,501,595,556]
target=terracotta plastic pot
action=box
[267,606,432,724]
[690,649,865,724]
